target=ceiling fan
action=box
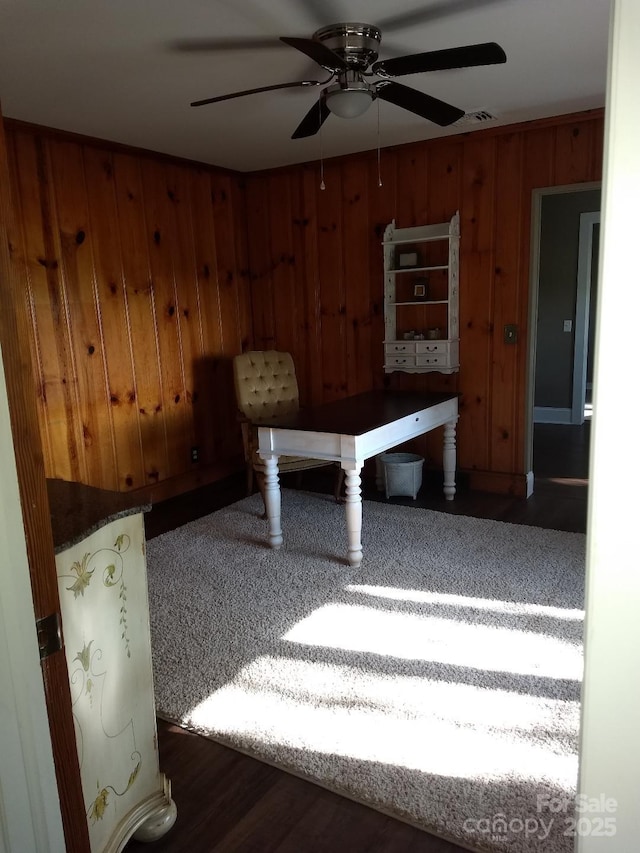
[189,22,506,139]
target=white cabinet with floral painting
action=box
[52,483,176,853]
[383,211,460,374]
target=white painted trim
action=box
[572,212,600,424]
[533,406,572,424]
[0,343,65,852]
[525,470,534,498]
[525,181,601,476]
[577,1,640,849]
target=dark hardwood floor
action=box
[130,423,588,853]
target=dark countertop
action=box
[47,479,150,554]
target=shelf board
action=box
[392,300,448,306]
[388,265,448,274]
[382,233,449,245]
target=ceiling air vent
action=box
[453,109,497,127]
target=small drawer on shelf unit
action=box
[416,341,447,355]
[416,354,446,367]
[385,355,417,368]
[384,342,417,355]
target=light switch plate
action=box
[504,324,518,344]
[563,319,573,332]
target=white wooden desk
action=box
[257,390,459,567]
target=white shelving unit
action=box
[383,211,460,374]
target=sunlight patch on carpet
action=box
[283,603,582,679]
[347,584,585,621]
[187,654,579,786]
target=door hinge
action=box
[36,612,63,660]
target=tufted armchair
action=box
[233,350,343,507]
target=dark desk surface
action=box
[255,389,457,436]
[47,479,149,554]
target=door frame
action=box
[524,181,601,479]
[0,347,66,852]
[572,211,600,423]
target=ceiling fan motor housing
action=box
[313,23,382,70]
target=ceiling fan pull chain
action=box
[377,97,383,188]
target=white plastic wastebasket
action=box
[380,452,424,499]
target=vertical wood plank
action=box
[299,166,324,406]
[6,131,54,476]
[9,132,84,482]
[342,158,371,395]
[316,162,346,401]
[48,139,116,488]
[188,168,224,464]
[139,158,191,479]
[491,132,524,473]
[394,143,429,227]
[458,136,497,472]
[164,161,203,466]
[245,175,275,351]
[553,122,594,185]
[112,152,169,485]
[83,147,145,490]
[230,175,253,352]
[588,118,605,181]
[289,170,311,405]
[267,172,299,358]
[210,170,246,458]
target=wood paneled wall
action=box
[244,110,604,492]
[4,111,603,499]
[5,124,252,496]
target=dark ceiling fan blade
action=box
[373,42,506,78]
[280,36,350,72]
[375,81,464,126]
[291,96,331,139]
[377,0,508,33]
[191,80,320,107]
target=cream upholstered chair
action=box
[233,350,343,506]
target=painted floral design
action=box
[60,533,132,655]
[88,758,141,823]
[67,553,94,598]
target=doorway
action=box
[525,183,601,488]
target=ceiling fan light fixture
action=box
[325,78,374,119]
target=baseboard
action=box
[533,406,572,424]
[466,469,529,497]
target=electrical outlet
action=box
[191,446,199,463]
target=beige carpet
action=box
[146,490,585,853]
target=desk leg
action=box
[443,418,458,501]
[344,464,364,567]
[262,455,283,549]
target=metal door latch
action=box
[36,612,63,660]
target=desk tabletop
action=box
[255,389,457,436]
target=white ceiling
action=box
[0,0,611,173]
